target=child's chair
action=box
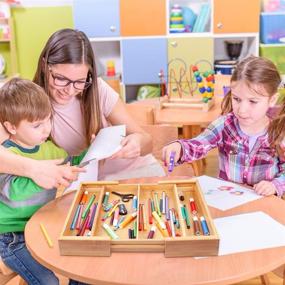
[125,103,199,176]
[273,265,285,285]
[141,124,194,177]
[0,259,26,285]
[125,104,155,125]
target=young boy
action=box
[0,78,86,285]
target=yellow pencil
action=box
[40,223,53,248]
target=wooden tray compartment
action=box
[163,180,219,257]
[58,179,219,257]
[138,183,181,239]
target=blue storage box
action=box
[260,12,285,43]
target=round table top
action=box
[25,178,285,285]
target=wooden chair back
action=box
[0,273,17,285]
[125,104,155,125]
[125,104,196,177]
[141,124,194,177]
[141,125,177,160]
[273,266,285,285]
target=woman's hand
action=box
[111,133,142,159]
[253,180,277,196]
[29,159,84,189]
[90,134,96,144]
[162,142,182,166]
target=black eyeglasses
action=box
[49,69,92,91]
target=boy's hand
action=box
[253,180,277,196]
[30,159,85,189]
[162,142,182,167]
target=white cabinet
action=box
[73,0,260,102]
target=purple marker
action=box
[165,196,170,220]
[168,151,175,172]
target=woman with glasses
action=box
[0,28,164,285]
[33,28,164,180]
[0,28,164,188]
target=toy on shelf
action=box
[192,65,215,103]
[0,0,18,76]
[159,60,215,112]
[263,0,285,11]
[169,4,185,33]
[5,0,21,4]
[158,69,167,97]
[214,41,243,75]
[102,60,121,95]
[182,7,197,33]
[0,1,10,40]
[106,60,116,77]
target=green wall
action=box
[11,6,74,79]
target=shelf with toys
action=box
[0,1,18,80]
[73,0,260,102]
[259,0,285,75]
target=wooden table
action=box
[25,177,285,285]
[131,74,230,138]
[155,96,223,138]
[131,96,222,138]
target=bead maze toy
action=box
[159,61,216,112]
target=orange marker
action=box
[165,220,172,237]
[80,190,88,204]
[119,212,137,229]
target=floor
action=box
[5,149,284,285]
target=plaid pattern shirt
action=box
[179,112,285,196]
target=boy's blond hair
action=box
[0,78,51,127]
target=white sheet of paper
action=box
[64,125,126,193]
[197,175,262,211]
[80,125,126,164]
[214,211,285,256]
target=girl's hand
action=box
[253,180,277,196]
[30,159,84,189]
[111,133,141,159]
[162,142,182,166]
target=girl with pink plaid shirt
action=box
[163,56,285,197]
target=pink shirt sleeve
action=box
[98,78,119,126]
